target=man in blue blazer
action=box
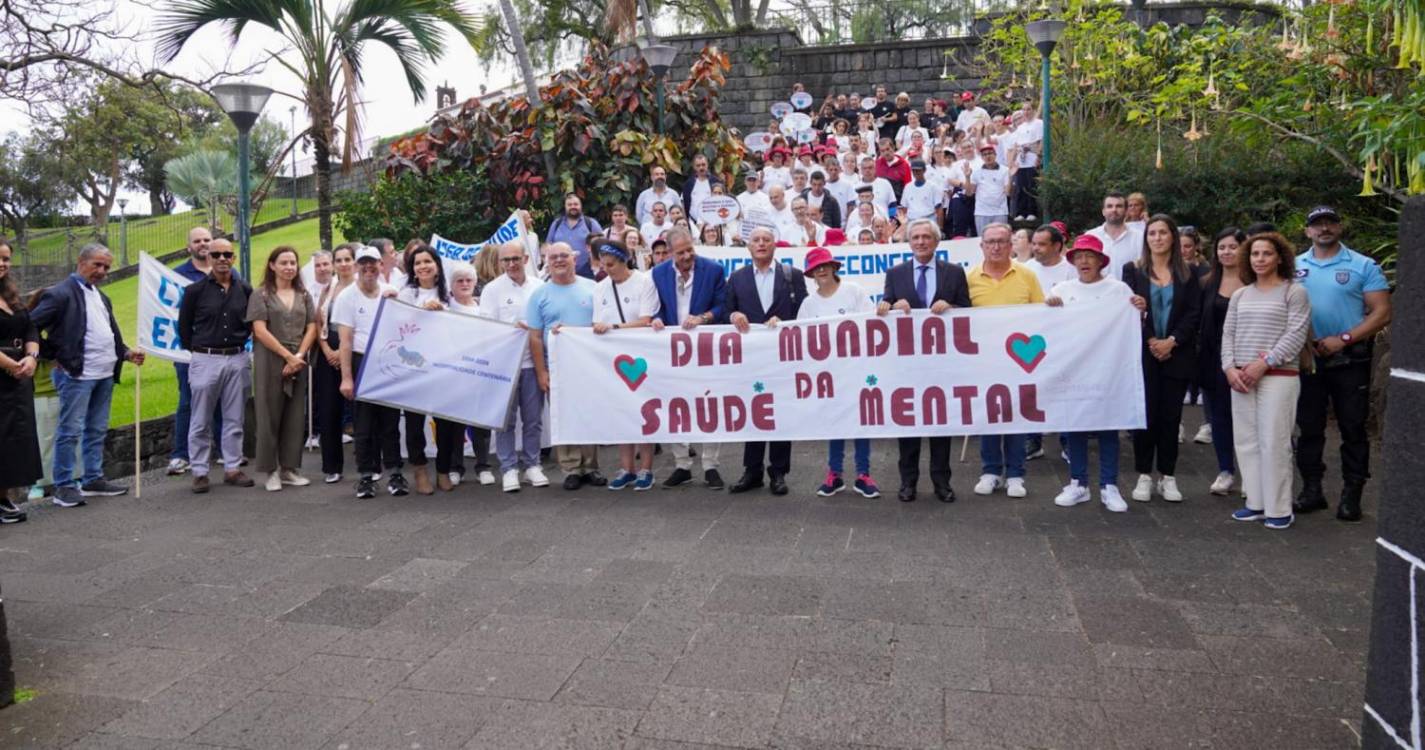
[723,227,808,496]
[651,227,729,490]
[877,218,971,504]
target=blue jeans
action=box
[827,438,870,476]
[980,434,1026,479]
[1202,370,1236,474]
[172,362,222,460]
[52,369,113,488]
[1066,430,1120,487]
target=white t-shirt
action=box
[737,190,772,218]
[1087,224,1144,281]
[448,299,480,316]
[1024,258,1078,292]
[823,178,855,213]
[396,285,444,308]
[479,274,544,369]
[761,165,792,190]
[640,220,672,242]
[1049,277,1133,305]
[969,165,1011,216]
[898,180,942,222]
[949,158,983,190]
[687,178,713,218]
[852,178,896,213]
[955,106,990,135]
[79,281,118,380]
[331,283,394,355]
[799,280,874,319]
[635,186,678,224]
[1013,120,1044,168]
[379,266,406,289]
[895,126,931,151]
[767,205,799,242]
[593,270,661,325]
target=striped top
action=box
[1220,281,1312,371]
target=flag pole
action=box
[134,350,142,499]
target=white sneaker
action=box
[341,433,353,444]
[1159,476,1183,502]
[324,473,342,484]
[167,458,189,475]
[1025,214,1037,222]
[1193,424,1213,444]
[280,470,310,486]
[1177,424,1185,443]
[973,474,1003,495]
[1006,477,1027,498]
[1054,481,1090,507]
[304,435,320,450]
[1209,471,1234,496]
[448,471,462,487]
[502,469,521,492]
[1100,485,1128,512]
[1131,474,1154,502]
[265,473,283,492]
[525,466,550,487]
[478,470,496,486]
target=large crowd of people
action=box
[0,85,1392,532]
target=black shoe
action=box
[0,509,25,524]
[705,469,725,489]
[898,485,917,502]
[584,471,607,487]
[1293,480,1328,514]
[769,475,789,496]
[1337,483,1364,522]
[355,475,376,499]
[562,474,583,490]
[387,473,410,496]
[663,468,694,488]
[80,479,128,497]
[729,473,764,494]
[0,497,21,513]
[935,485,956,503]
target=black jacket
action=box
[881,259,971,309]
[724,263,808,323]
[1196,270,1229,383]
[800,188,843,229]
[1123,262,1202,380]
[30,274,129,381]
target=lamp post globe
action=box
[213,82,274,278]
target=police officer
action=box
[1292,206,1392,521]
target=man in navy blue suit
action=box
[723,227,808,496]
[651,227,729,490]
[877,218,972,503]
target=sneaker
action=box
[0,508,26,524]
[1209,471,1234,496]
[324,473,342,484]
[387,473,409,496]
[502,469,521,492]
[633,471,655,491]
[816,471,846,497]
[1060,448,1069,463]
[1100,485,1128,512]
[53,486,86,507]
[704,469,725,489]
[1232,507,1266,522]
[304,435,320,450]
[478,470,496,486]
[973,474,1003,495]
[341,433,354,444]
[1006,477,1027,498]
[1131,474,1154,502]
[1264,515,1294,530]
[80,479,127,497]
[525,466,549,487]
[1025,214,1038,222]
[280,470,311,486]
[0,497,21,513]
[167,458,190,475]
[1025,439,1045,460]
[562,474,582,490]
[608,471,635,490]
[1177,424,1185,443]
[1193,424,1213,444]
[26,485,43,502]
[1054,481,1090,507]
[663,468,694,488]
[1013,214,1026,221]
[1159,476,1183,502]
[854,474,881,498]
[355,475,376,499]
[265,473,283,492]
[447,472,462,487]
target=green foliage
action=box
[14,688,37,704]
[123,82,228,216]
[163,149,264,233]
[335,170,499,245]
[0,131,73,235]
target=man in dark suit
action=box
[724,226,808,496]
[651,227,729,490]
[877,218,972,503]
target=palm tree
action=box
[155,0,482,250]
[496,0,555,181]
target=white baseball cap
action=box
[354,245,381,262]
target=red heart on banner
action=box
[613,354,649,391]
[1004,333,1047,373]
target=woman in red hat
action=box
[798,247,881,499]
[762,147,793,191]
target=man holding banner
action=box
[336,246,404,499]
[479,241,548,493]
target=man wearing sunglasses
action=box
[167,226,221,476]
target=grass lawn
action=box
[105,215,351,427]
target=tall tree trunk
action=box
[498,0,557,184]
[313,131,333,250]
[638,0,655,38]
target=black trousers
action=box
[312,352,347,475]
[434,419,466,474]
[351,352,401,475]
[743,441,790,478]
[1296,360,1372,485]
[1012,166,1039,218]
[1134,360,1189,475]
[897,436,952,490]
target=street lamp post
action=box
[117,198,129,267]
[640,44,677,135]
[289,105,299,218]
[212,82,274,280]
[1025,19,1066,222]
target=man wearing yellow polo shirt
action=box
[968,223,1045,499]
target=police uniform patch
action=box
[1295,268,1309,278]
[1335,271,1351,285]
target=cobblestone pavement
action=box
[0,431,1377,749]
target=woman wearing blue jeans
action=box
[1197,228,1246,496]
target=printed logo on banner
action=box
[378,323,428,378]
[613,354,649,391]
[1005,333,1047,373]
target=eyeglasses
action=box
[499,257,524,264]
[209,251,235,259]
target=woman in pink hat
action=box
[798,247,882,498]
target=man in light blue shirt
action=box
[544,194,603,279]
[1291,206,1392,521]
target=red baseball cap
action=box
[960,91,975,102]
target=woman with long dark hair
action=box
[0,238,44,522]
[314,244,356,484]
[246,245,318,492]
[1122,214,1202,504]
[1197,228,1247,496]
[397,243,450,495]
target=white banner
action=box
[137,252,192,363]
[696,240,981,302]
[431,210,535,268]
[548,303,1145,444]
[355,299,528,429]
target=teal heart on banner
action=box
[613,354,649,391]
[1005,333,1047,373]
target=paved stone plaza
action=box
[0,435,1376,749]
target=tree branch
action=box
[1228,109,1406,204]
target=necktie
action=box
[917,265,929,305]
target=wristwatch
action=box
[1340,332,1354,343]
